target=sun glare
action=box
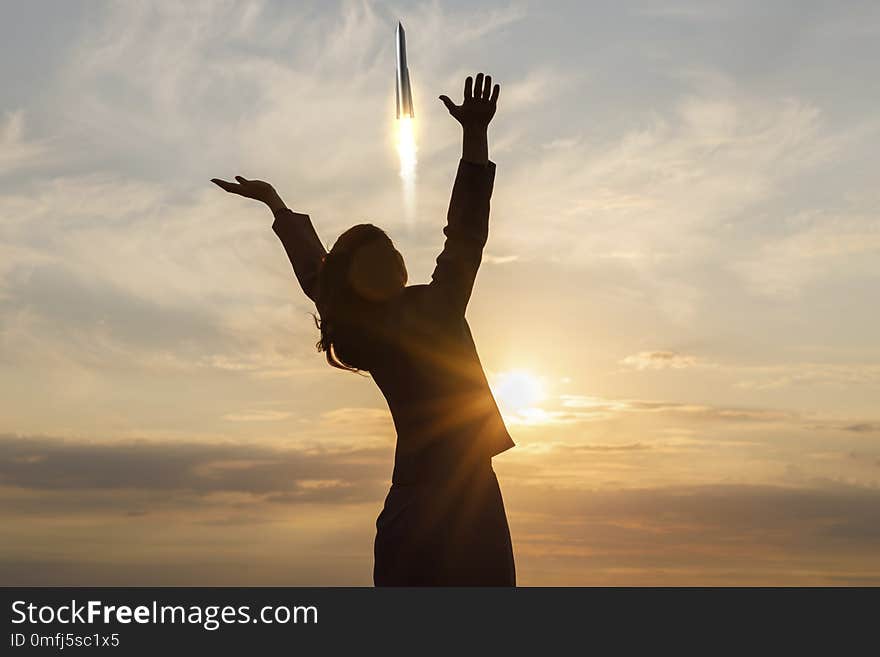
[492,369,546,415]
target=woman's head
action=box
[315,224,407,371]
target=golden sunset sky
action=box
[1,0,879,585]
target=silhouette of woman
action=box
[212,73,515,586]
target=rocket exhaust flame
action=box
[397,117,416,221]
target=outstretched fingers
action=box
[439,94,456,113]
[211,175,258,196]
[211,178,241,194]
[461,73,498,103]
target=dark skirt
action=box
[373,462,515,586]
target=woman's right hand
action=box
[211,176,286,211]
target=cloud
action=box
[412,2,526,49]
[844,423,880,434]
[483,253,520,264]
[2,425,879,585]
[633,4,730,21]
[503,481,880,585]
[495,92,837,257]
[1,263,221,352]
[556,394,796,424]
[0,175,331,380]
[501,391,822,432]
[733,210,880,296]
[614,352,880,391]
[0,433,389,501]
[499,68,567,109]
[620,350,700,370]
[221,410,293,422]
[733,363,880,390]
[484,80,880,321]
[5,452,880,585]
[0,111,51,175]
[558,442,651,452]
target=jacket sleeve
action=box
[429,159,496,316]
[272,209,327,303]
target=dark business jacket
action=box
[273,159,514,485]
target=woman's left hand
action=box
[439,72,500,131]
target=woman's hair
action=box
[315,224,403,372]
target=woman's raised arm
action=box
[211,176,327,303]
[430,73,501,316]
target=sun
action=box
[492,369,546,414]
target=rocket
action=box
[395,21,414,119]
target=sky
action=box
[1,0,879,585]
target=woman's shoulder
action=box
[400,284,466,332]
[401,283,436,311]
[403,283,430,296]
